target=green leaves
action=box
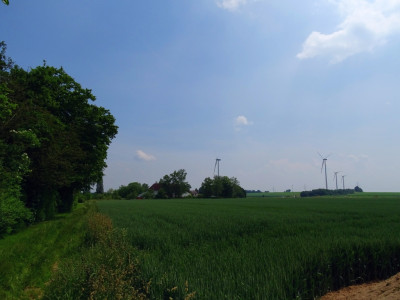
[158,169,191,198]
[199,176,246,198]
[0,43,118,220]
[1,0,9,6]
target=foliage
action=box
[355,185,364,192]
[0,201,195,299]
[158,169,191,198]
[300,188,355,197]
[1,0,9,6]
[97,196,400,299]
[95,177,104,194]
[100,182,150,200]
[199,176,246,198]
[44,212,149,300]
[0,79,37,234]
[0,203,90,299]
[0,41,118,224]
[116,182,149,199]
[247,191,301,198]
[0,195,33,237]
[0,41,13,73]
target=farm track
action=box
[321,272,400,300]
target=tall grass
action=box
[97,196,400,299]
[43,211,149,300]
[0,203,90,299]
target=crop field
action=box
[97,195,400,299]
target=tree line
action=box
[98,169,246,200]
[0,42,118,236]
[300,188,358,197]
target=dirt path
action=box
[321,273,400,300]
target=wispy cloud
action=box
[297,0,400,63]
[136,150,156,161]
[217,0,249,11]
[234,115,253,131]
[235,115,252,126]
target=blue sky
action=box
[2,0,400,192]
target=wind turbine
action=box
[214,158,221,177]
[341,175,346,190]
[333,171,341,190]
[318,153,330,190]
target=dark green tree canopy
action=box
[158,169,191,198]
[354,186,363,192]
[116,182,149,199]
[0,42,118,225]
[199,176,246,198]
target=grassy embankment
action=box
[0,203,90,299]
[0,201,155,300]
[97,194,400,299]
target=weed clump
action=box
[44,212,149,300]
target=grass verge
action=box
[1,200,195,300]
[0,203,90,299]
[43,211,150,300]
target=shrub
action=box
[44,212,149,300]
[0,195,32,236]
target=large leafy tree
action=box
[0,42,118,222]
[158,169,191,198]
[116,182,149,199]
[0,43,35,234]
[199,176,246,198]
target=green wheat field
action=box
[96,193,400,299]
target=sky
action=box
[2,0,400,192]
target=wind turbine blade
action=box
[214,160,217,174]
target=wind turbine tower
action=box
[333,171,341,190]
[214,158,221,177]
[342,175,346,190]
[319,153,330,190]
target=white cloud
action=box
[217,0,249,11]
[235,115,251,125]
[297,0,400,63]
[235,115,253,130]
[136,150,156,161]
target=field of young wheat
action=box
[97,195,400,299]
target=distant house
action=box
[150,182,161,192]
[149,182,161,197]
[135,183,161,199]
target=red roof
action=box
[150,182,161,191]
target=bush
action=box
[0,195,32,237]
[44,212,149,300]
[355,186,363,192]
